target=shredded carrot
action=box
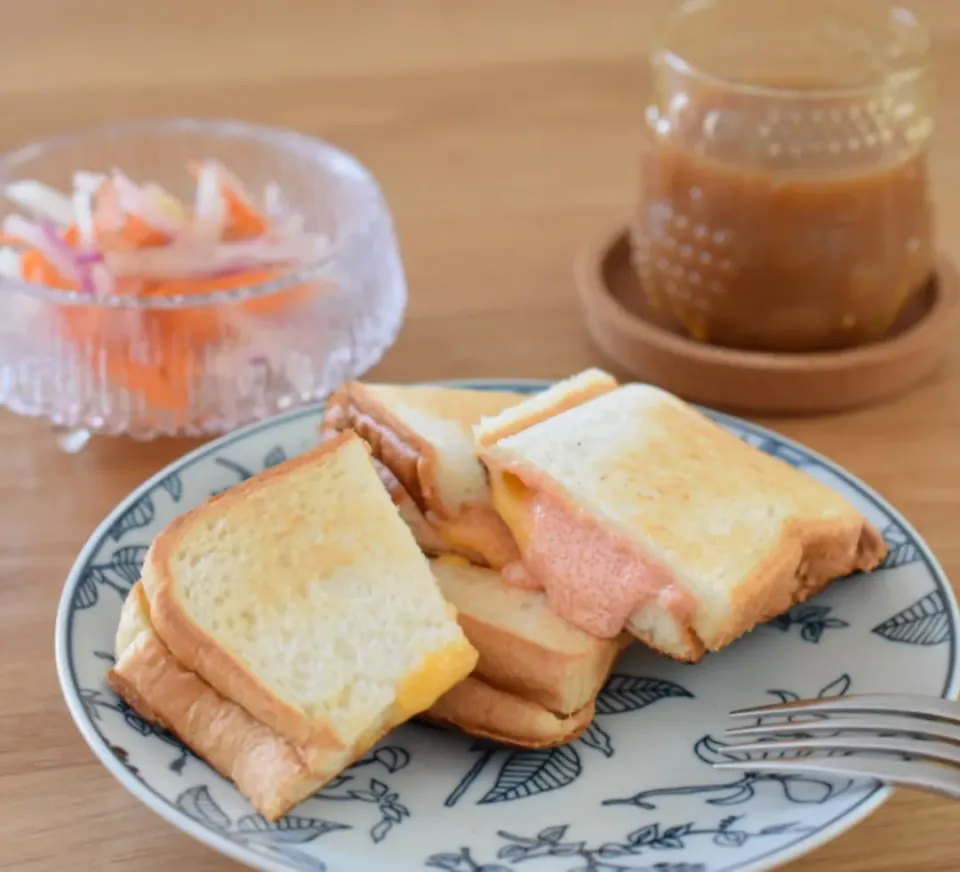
[93,181,168,249]
[144,268,313,343]
[59,307,197,420]
[57,269,314,416]
[5,161,322,420]
[100,213,169,249]
[21,250,70,288]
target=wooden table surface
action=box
[2,1,959,870]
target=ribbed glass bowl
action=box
[0,119,407,450]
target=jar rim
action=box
[654,0,932,100]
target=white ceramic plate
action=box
[56,379,960,872]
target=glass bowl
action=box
[0,119,407,451]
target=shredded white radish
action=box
[93,183,124,235]
[191,161,227,243]
[2,162,323,290]
[112,170,183,236]
[4,181,75,225]
[0,246,22,280]
[104,233,326,280]
[73,171,106,194]
[72,189,96,246]
[2,215,78,280]
[143,182,188,228]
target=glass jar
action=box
[630,0,935,352]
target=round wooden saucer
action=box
[575,225,959,415]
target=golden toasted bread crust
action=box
[473,369,618,448]
[422,676,596,749]
[141,432,365,761]
[719,516,887,652]
[111,581,406,820]
[109,628,330,821]
[636,630,704,663]
[457,612,629,714]
[624,517,888,662]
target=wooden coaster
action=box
[575,225,960,415]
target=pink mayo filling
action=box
[501,489,694,638]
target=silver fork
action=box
[714,693,960,801]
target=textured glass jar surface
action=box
[630,0,935,352]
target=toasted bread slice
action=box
[109,584,335,820]
[321,382,526,568]
[140,431,478,772]
[318,427,456,559]
[430,557,627,715]
[474,368,618,447]
[478,378,888,661]
[423,676,595,749]
[112,584,586,818]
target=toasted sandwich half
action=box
[423,555,625,747]
[112,582,591,829]
[321,381,533,568]
[429,557,626,716]
[111,583,334,820]
[476,374,888,662]
[139,431,478,773]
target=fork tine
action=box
[729,694,960,724]
[722,735,960,767]
[725,713,960,745]
[712,757,960,802]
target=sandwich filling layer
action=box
[323,397,520,569]
[492,469,695,639]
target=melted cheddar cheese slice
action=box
[392,637,478,717]
[489,470,534,551]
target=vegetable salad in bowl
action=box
[0,119,406,449]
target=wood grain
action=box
[1,1,958,870]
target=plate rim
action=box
[54,378,960,872]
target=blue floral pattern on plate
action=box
[55,380,960,872]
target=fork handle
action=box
[714,757,960,802]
